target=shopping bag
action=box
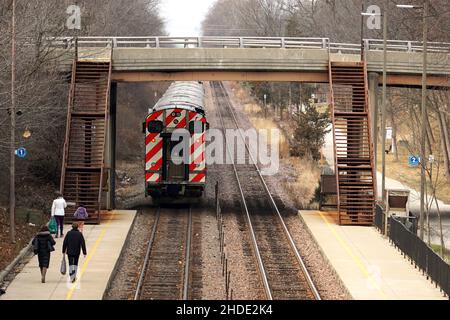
[60,255,67,275]
[48,217,57,235]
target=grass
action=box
[430,244,450,263]
[377,144,450,204]
[284,158,321,209]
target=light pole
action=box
[10,0,16,243]
[397,2,428,240]
[360,1,366,61]
[362,2,388,235]
[381,2,388,235]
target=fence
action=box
[45,36,450,54]
[374,204,385,233]
[215,182,233,300]
[388,216,450,297]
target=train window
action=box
[148,120,163,133]
[189,121,205,134]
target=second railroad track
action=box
[212,81,321,300]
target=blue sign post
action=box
[408,155,420,167]
[15,147,27,158]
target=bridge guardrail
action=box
[44,36,450,54]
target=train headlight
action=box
[174,119,179,124]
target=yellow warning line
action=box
[66,213,114,300]
[317,211,388,299]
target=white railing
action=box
[45,36,450,54]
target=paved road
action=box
[323,129,450,215]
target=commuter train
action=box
[144,82,208,199]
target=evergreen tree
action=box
[291,104,331,160]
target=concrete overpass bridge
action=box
[52,36,450,225]
[52,36,450,87]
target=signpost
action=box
[386,127,392,140]
[408,155,420,167]
[15,147,27,158]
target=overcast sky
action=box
[160,0,217,36]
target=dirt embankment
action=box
[0,207,45,271]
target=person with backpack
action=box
[32,226,56,283]
[51,193,67,238]
[73,204,88,233]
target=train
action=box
[144,82,208,200]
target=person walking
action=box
[73,204,88,233]
[51,193,67,238]
[62,223,87,283]
[32,226,56,283]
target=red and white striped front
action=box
[189,112,206,183]
[145,107,207,188]
[145,110,163,183]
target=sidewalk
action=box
[375,172,450,214]
[323,130,450,214]
[300,210,446,300]
[0,210,136,300]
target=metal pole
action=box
[360,1,365,61]
[419,1,428,240]
[10,0,16,243]
[381,2,388,235]
[110,82,117,209]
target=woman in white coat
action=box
[51,193,67,238]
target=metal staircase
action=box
[329,61,376,225]
[60,58,112,223]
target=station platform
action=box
[1,210,136,300]
[300,211,446,300]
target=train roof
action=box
[152,81,205,113]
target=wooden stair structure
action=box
[60,57,112,224]
[328,61,376,225]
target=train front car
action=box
[144,82,207,201]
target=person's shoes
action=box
[71,277,76,283]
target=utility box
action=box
[385,189,410,218]
[319,172,337,210]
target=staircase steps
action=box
[60,60,112,224]
[328,61,376,225]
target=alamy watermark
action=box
[168,128,280,176]
[366,5,381,30]
[66,5,81,30]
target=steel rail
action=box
[182,207,193,300]
[134,207,160,300]
[134,206,193,300]
[212,82,273,300]
[215,81,321,300]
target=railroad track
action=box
[212,81,321,300]
[134,206,193,300]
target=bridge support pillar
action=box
[368,72,379,170]
[106,82,117,210]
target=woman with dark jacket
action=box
[32,226,56,283]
